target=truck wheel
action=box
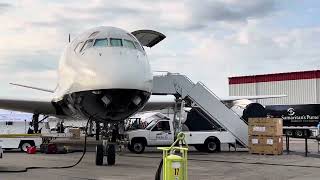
[132,141,145,154]
[128,144,134,153]
[107,144,116,166]
[285,129,293,137]
[194,145,205,152]
[204,138,220,153]
[95,144,104,166]
[20,141,35,152]
[295,130,304,138]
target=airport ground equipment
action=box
[152,73,249,147]
[127,117,235,153]
[0,134,42,152]
[157,132,188,180]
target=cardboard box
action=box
[68,128,80,139]
[249,135,283,155]
[248,118,283,136]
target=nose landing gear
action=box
[95,122,123,166]
[95,141,116,166]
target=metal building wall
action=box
[317,78,320,103]
[257,79,317,105]
[229,78,319,105]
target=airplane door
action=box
[131,30,166,48]
[149,121,173,146]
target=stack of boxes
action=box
[248,118,283,155]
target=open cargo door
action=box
[131,30,166,47]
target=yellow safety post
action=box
[158,132,188,180]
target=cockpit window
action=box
[81,39,94,52]
[110,38,122,47]
[134,41,144,52]
[88,31,99,38]
[75,42,84,52]
[94,39,108,47]
[123,39,136,49]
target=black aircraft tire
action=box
[96,144,104,166]
[107,144,116,166]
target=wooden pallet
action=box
[249,151,282,155]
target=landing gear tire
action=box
[107,144,116,166]
[131,141,145,154]
[96,144,104,166]
[204,138,220,153]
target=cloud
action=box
[0,3,11,14]
[0,0,318,100]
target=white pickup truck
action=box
[126,119,236,153]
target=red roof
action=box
[229,70,320,85]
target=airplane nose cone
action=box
[73,48,152,93]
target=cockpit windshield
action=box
[94,39,108,47]
[75,37,145,53]
[110,38,122,47]
[81,39,94,52]
[123,39,136,49]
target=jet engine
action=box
[229,99,267,123]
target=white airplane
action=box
[0,26,285,165]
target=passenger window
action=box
[81,39,94,52]
[94,39,108,47]
[123,39,136,49]
[110,38,122,47]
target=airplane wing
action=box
[220,95,287,103]
[131,30,166,47]
[10,83,54,93]
[0,98,56,115]
[141,95,286,111]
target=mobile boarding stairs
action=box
[152,73,249,147]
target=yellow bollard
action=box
[158,132,188,180]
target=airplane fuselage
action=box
[52,27,153,121]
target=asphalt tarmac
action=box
[1,139,320,180]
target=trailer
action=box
[265,104,320,138]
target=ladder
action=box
[152,73,249,147]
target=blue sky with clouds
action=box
[0,0,319,103]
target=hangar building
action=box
[228,70,320,105]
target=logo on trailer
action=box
[287,108,295,116]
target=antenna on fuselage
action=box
[68,34,71,43]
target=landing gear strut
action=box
[95,123,118,166]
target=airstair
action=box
[152,73,249,147]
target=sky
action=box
[0,0,319,102]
